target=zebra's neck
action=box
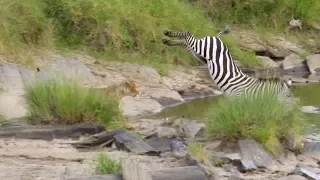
[189,36,253,94]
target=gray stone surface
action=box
[276,175,308,180]
[237,139,278,170]
[306,54,320,74]
[65,174,123,180]
[282,54,305,71]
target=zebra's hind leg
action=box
[163,30,191,38]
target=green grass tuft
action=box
[205,91,306,154]
[188,143,209,164]
[95,153,122,175]
[24,74,121,125]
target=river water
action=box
[150,83,320,137]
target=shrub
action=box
[24,74,121,125]
[205,91,306,154]
[95,153,122,175]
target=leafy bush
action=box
[25,74,121,125]
[95,153,122,175]
[205,91,306,154]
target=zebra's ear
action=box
[285,78,292,87]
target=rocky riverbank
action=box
[0,31,320,180]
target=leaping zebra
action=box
[161,27,295,107]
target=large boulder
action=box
[139,87,184,106]
[257,56,279,68]
[306,54,320,74]
[119,96,163,118]
[282,54,306,71]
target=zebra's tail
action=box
[217,25,231,38]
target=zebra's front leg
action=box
[163,30,191,38]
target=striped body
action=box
[161,28,295,107]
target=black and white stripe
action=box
[161,27,295,106]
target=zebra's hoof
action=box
[163,30,170,36]
[161,38,169,44]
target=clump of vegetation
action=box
[0,0,258,75]
[188,143,209,164]
[195,0,320,30]
[205,91,306,154]
[95,153,122,175]
[24,74,121,125]
[0,115,6,124]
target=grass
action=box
[188,143,210,164]
[195,0,320,30]
[0,115,6,125]
[95,153,122,175]
[205,91,306,154]
[24,74,121,126]
[0,0,260,75]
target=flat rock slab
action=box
[0,138,128,180]
[277,175,308,180]
[294,164,320,180]
[150,166,206,180]
[237,139,278,171]
[145,135,172,153]
[114,130,159,155]
[122,156,206,180]
[72,129,126,148]
[65,174,123,180]
[0,124,105,141]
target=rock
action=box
[222,165,241,179]
[170,139,188,158]
[156,127,177,138]
[181,120,205,138]
[232,159,258,172]
[113,130,159,155]
[0,124,105,141]
[145,135,172,153]
[270,36,306,55]
[237,139,278,170]
[257,56,279,68]
[119,96,163,118]
[140,87,184,106]
[72,129,126,148]
[282,54,305,71]
[212,153,240,165]
[287,134,303,152]
[36,56,96,84]
[122,156,206,180]
[0,64,28,119]
[307,74,320,82]
[300,106,320,114]
[278,151,298,173]
[121,64,163,88]
[150,166,207,180]
[302,141,320,161]
[306,54,320,74]
[276,175,307,180]
[65,174,123,180]
[204,140,222,151]
[294,164,320,180]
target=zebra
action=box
[161,27,295,107]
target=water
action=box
[149,83,320,135]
